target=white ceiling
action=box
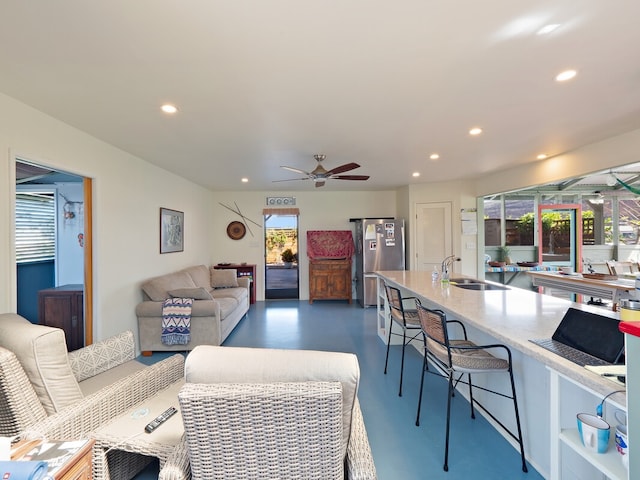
[2,1,640,192]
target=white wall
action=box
[56,182,84,286]
[0,93,213,342]
[210,190,398,300]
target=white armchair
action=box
[160,345,377,480]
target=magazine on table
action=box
[17,439,89,478]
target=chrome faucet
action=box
[441,255,461,277]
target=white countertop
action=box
[376,270,626,401]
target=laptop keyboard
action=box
[529,338,611,367]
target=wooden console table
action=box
[213,264,256,304]
[38,284,84,350]
[308,258,352,304]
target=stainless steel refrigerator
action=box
[352,218,406,307]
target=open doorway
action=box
[15,159,93,348]
[538,203,583,270]
[264,213,299,299]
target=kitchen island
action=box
[376,270,628,480]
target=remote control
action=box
[144,406,178,433]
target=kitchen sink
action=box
[448,278,508,291]
[454,283,508,291]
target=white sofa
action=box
[135,265,250,355]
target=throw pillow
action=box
[168,287,213,300]
[210,268,239,288]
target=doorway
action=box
[264,213,299,299]
[15,158,93,346]
[415,202,453,271]
[538,204,583,270]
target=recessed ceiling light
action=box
[537,154,548,160]
[161,104,178,114]
[429,153,440,160]
[537,24,560,35]
[555,69,577,82]
[469,127,483,136]
[412,172,420,177]
[241,178,249,183]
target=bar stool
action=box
[414,299,527,472]
[383,282,421,396]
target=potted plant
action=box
[281,248,296,268]
[498,245,512,265]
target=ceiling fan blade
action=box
[272,177,309,183]
[315,180,325,188]
[327,162,360,175]
[333,175,370,180]
[281,165,310,175]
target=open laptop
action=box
[530,307,625,367]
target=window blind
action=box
[15,192,55,263]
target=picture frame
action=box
[160,208,184,253]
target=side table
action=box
[91,380,185,480]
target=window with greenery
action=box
[483,198,502,246]
[505,197,534,246]
[15,192,55,263]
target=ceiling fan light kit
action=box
[275,154,370,188]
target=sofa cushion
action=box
[185,345,360,455]
[210,287,246,303]
[168,287,213,300]
[0,314,83,414]
[142,271,197,301]
[216,297,240,320]
[78,359,147,396]
[210,268,238,288]
[183,265,212,290]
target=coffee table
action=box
[91,379,185,479]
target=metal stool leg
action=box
[384,319,394,374]
[509,368,528,472]
[468,373,476,419]
[443,371,454,472]
[399,326,407,396]
[415,345,428,426]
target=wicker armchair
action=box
[159,345,377,480]
[0,313,185,480]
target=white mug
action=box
[616,412,629,467]
[577,413,610,454]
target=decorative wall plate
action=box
[227,221,246,240]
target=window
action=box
[15,192,55,263]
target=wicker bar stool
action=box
[383,282,421,396]
[414,299,527,473]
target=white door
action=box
[415,202,452,272]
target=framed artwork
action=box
[160,208,184,253]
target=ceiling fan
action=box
[275,154,369,188]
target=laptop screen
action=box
[552,307,625,364]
